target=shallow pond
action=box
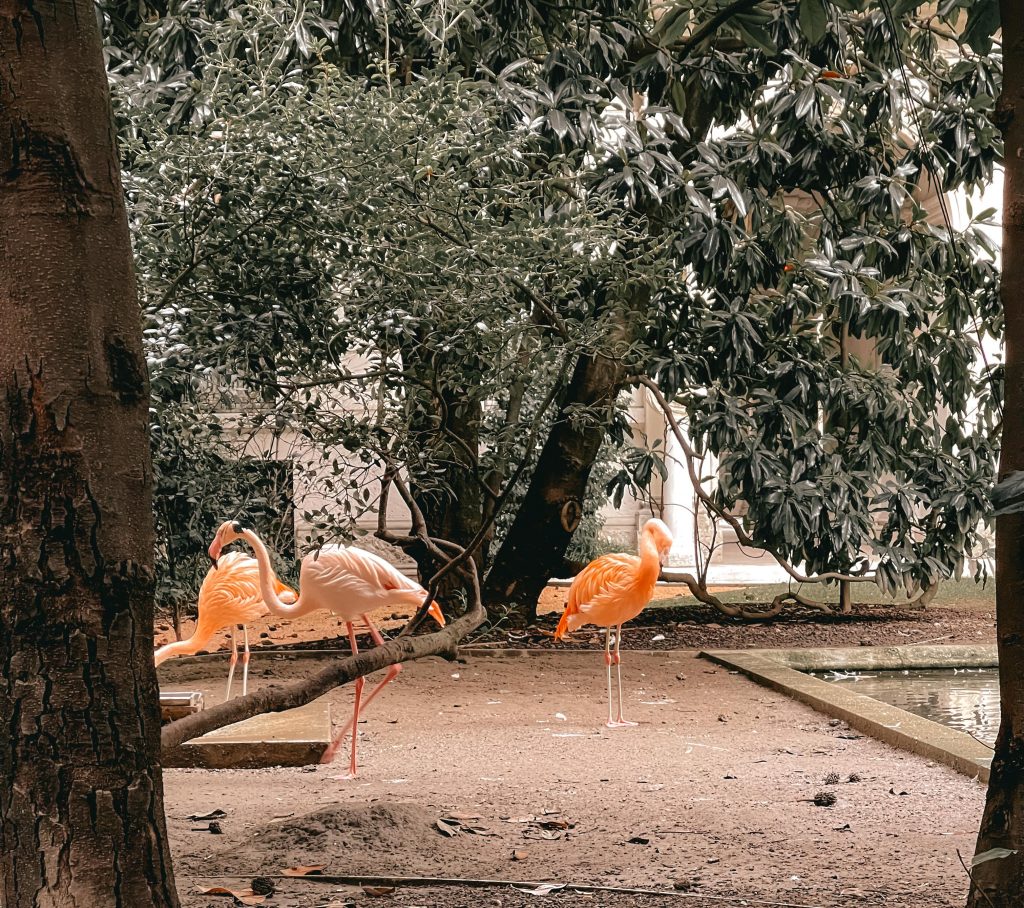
[812,667,1000,746]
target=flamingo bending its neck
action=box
[208,520,445,777]
[554,518,673,727]
[154,551,296,700]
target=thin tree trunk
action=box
[968,5,1024,904]
[0,3,180,906]
[839,580,852,614]
[411,389,487,608]
[482,348,628,624]
[400,340,489,607]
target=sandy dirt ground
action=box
[162,651,985,908]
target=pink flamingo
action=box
[554,518,674,727]
[154,551,297,701]
[208,520,445,777]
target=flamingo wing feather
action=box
[199,551,273,624]
[301,545,444,625]
[556,553,641,637]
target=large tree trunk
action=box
[968,6,1024,905]
[482,347,628,624]
[0,3,180,906]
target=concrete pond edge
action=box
[698,644,996,783]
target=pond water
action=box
[811,667,1001,746]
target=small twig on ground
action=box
[961,727,995,751]
[907,634,955,646]
[957,848,999,908]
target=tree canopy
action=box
[108,0,1003,620]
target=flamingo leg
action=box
[604,628,615,728]
[323,616,402,778]
[225,627,238,702]
[322,622,365,778]
[241,625,251,697]
[610,625,637,728]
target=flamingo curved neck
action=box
[242,528,300,616]
[241,529,318,617]
[638,530,662,580]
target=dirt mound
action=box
[251,802,434,856]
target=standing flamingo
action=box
[554,518,673,727]
[154,551,297,701]
[207,520,445,777]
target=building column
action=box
[662,415,698,568]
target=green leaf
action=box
[653,3,692,44]
[733,19,777,55]
[963,0,1000,55]
[798,0,829,44]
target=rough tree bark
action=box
[0,3,180,906]
[482,345,628,624]
[968,5,1024,905]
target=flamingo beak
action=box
[208,538,222,569]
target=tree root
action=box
[668,571,835,620]
[906,581,938,609]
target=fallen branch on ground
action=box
[199,872,827,908]
[161,607,484,751]
[161,473,486,752]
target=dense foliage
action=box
[120,18,671,608]
[110,0,1002,616]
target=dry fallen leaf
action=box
[463,825,498,837]
[443,812,482,821]
[523,828,563,841]
[281,864,328,877]
[537,818,571,830]
[198,886,266,905]
[435,818,459,837]
[362,885,397,896]
[512,850,529,861]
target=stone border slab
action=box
[700,646,995,783]
[163,700,332,769]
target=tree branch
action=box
[161,465,485,751]
[673,0,767,61]
[161,608,483,752]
